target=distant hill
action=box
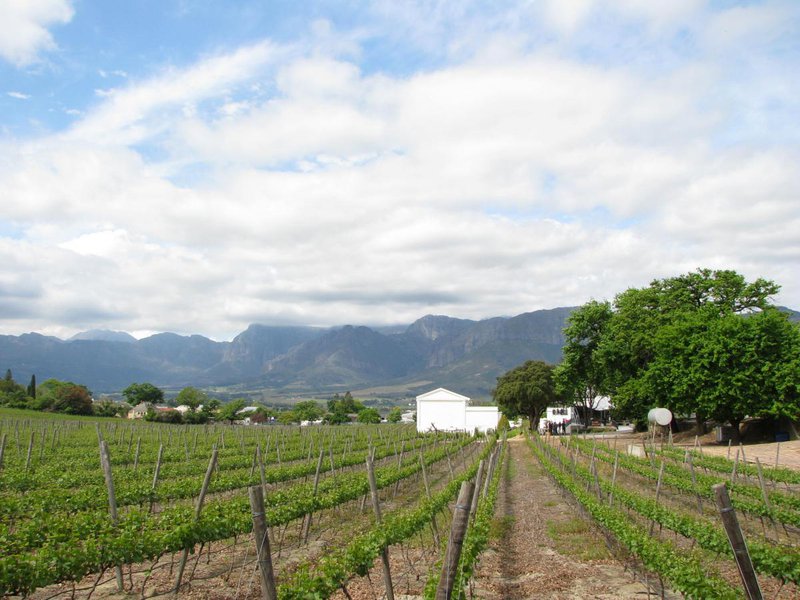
[69,329,137,343]
[0,307,574,396]
[778,306,800,323]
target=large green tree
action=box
[217,399,247,424]
[357,407,381,424]
[646,307,800,441]
[294,400,324,422]
[387,407,403,423]
[175,386,209,410]
[37,379,93,415]
[493,360,563,431]
[0,370,28,408]
[122,382,164,406]
[598,269,781,430]
[554,300,613,425]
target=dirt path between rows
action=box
[471,437,664,599]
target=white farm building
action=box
[415,388,500,434]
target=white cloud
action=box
[0,0,74,66]
[7,91,31,99]
[67,41,281,146]
[704,3,793,50]
[1,4,798,339]
[612,0,704,30]
[541,0,596,34]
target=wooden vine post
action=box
[133,437,141,471]
[366,456,395,600]
[712,483,763,600]
[482,445,499,497]
[99,440,125,591]
[419,453,441,546]
[435,480,475,600]
[248,485,278,600]
[686,453,704,517]
[301,448,325,544]
[174,445,218,593]
[150,443,164,512]
[469,459,485,519]
[25,431,34,472]
[648,461,665,536]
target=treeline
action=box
[0,372,406,426]
[494,269,800,439]
[0,370,99,416]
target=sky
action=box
[0,0,798,341]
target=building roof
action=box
[416,388,471,402]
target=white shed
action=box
[415,388,499,434]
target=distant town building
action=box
[127,402,149,419]
[401,410,416,423]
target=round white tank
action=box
[647,408,673,426]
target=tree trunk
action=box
[729,418,742,444]
[529,412,540,432]
[695,413,706,435]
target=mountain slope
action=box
[0,308,577,394]
[262,325,424,387]
[69,330,137,343]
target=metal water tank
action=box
[647,408,673,427]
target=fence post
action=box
[435,480,475,600]
[712,483,763,600]
[248,485,278,600]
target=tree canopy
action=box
[357,407,381,424]
[387,407,403,423]
[122,382,164,406]
[493,360,563,430]
[217,399,247,423]
[554,299,612,424]
[294,400,324,422]
[561,269,799,436]
[174,386,208,410]
[0,370,28,409]
[39,379,93,415]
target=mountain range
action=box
[0,307,575,399]
[3,305,796,400]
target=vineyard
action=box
[0,412,506,599]
[529,432,800,599]
[1,411,799,600]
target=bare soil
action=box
[469,437,664,599]
[693,439,800,470]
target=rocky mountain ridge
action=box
[1,307,574,397]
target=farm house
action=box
[415,387,500,433]
[540,396,613,432]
